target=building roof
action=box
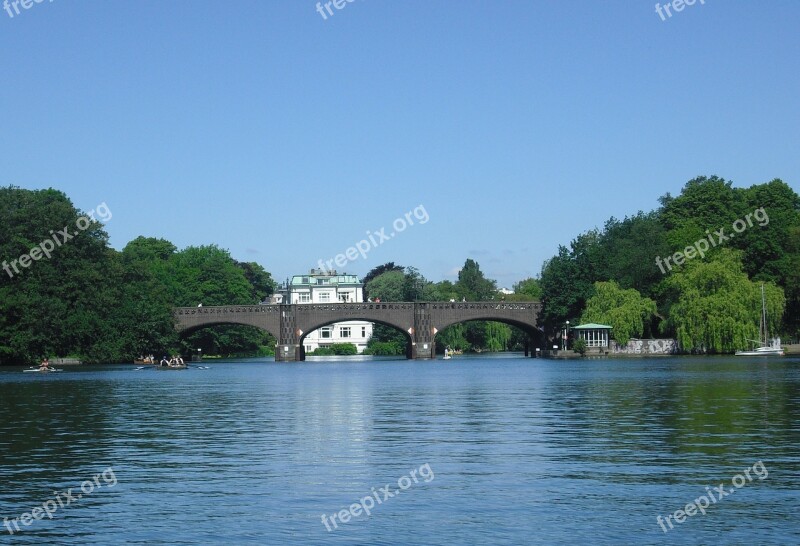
[572,323,613,330]
[289,272,361,286]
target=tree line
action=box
[537,176,798,352]
[0,187,276,364]
[2,176,796,363]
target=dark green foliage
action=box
[310,343,358,356]
[456,259,497,301]
[363,341,406,356]
[362,262,404,301]
[539,176,800,347]
[0,187,278,364]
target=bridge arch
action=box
[298,317,413,358]
[432,317,545,353]
[173,306,281,340]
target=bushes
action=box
[363,341,406,356]
[309,343,358,356]
[572,338,587,356]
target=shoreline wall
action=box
[610,339,678,355]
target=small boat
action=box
[134,358,156,365]
[156,365,188,370]
[736,346,784,356]
[736,284,784,356]
[24,368,63,373]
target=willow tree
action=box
[661,249,785,353]
[580,281,657,345]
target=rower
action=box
[39,357,50,370]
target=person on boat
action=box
[160,355,170,367]
[39,357,50,370]
[176,355,184,366]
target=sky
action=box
[2,0,799,289]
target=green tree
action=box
[456,259,497,301]
[362,262,403,301]
[365,270,405,301]
[659,176,744,251]
[0,187,122,363]
[661,249,785,353]
[484,321,512,351]
[573,338,587,356]
[435,323,470,353]
[580,281,657,345]
[597,212,670,297]
[539,245,595,332]
[236,261,276,303]
[511,278,542,300]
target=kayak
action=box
[155,365,188,370]
[24,368,63,373]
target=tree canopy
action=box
[580,281,657,345]
[539,176,799,348]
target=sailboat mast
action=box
[760,283,768,346]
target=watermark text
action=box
[321,463,434,531]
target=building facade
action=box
[276,269,373,354]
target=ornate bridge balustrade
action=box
[173,301,542,361]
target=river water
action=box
[0,355,798,545]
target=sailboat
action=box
[735,284,784,356]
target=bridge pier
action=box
[410,341,435,360]
[275,344,303,362]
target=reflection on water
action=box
[1,356,799,544]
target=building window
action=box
[302,277,309,284]
[340,327,351,338]
[320,293,331,303]
[362,327,366,338]
[305,345,312,352]
[321,327,332,339]
[339,293,350,302]
[299,294,311,303]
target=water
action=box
[1,355,799,545]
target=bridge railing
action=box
[174,302,541,313]
[297,303,415,312]
[428,302,541,310]
[173,305,281,316]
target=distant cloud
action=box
[246,247,260,254]
[469,249,491,256]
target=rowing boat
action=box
[24,368,63,373]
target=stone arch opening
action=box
[299,318,413,359]
[176,322,279,359]
[433,317,545,357]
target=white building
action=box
[278,269,373,354]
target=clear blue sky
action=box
[2,0,798,289]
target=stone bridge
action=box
[173,301,543,361]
